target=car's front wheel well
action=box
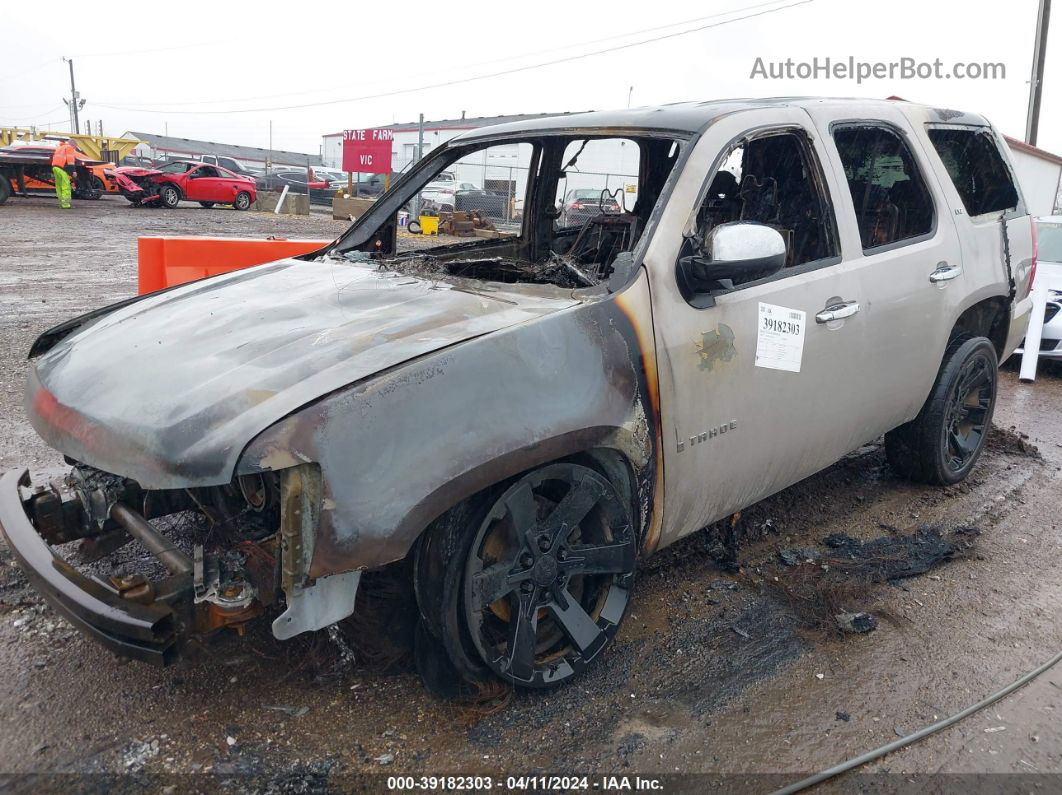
[950,297,1009,360]
[562,448,644,545]
[405,445,646,564]
[411,449,643,692]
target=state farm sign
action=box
[342,128,394,174]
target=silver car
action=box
[0,98,1035,692]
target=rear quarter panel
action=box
[903,107,1034,355]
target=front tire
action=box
[415,463,637,691]
[886,336,998,485]
[158,184,181,209]
[75,175,104,200]
[233,191,251,211]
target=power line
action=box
[97,0,792,109]
[95,0,813,116]
[73,38,227,58]
[1,105,64,123]
[0,40,219,84]
[0,58,57,83]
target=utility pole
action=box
[627,86,634,109]
[413,112,425,218]
[61,57,85,134]
[1026,0,1052,146]
[416,113,424,164]
[268,120,273,173]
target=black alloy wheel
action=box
[462,463,636,687]
[885,336,998,485]
[942,353,994,473]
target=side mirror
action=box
[679,221,786,292]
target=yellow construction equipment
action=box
[0,127,141,163]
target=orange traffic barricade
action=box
[137,236,331,294]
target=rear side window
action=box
[926,128,1018,216]
[833,125,934,250]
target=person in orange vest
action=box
[51,139,79,209]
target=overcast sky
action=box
[1,0,1057,156]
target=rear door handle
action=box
[929,262,963,283]
[815,300,860,324]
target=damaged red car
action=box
[113,160,256,210]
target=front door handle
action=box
[929,262,963,283]
[815,300,860,324]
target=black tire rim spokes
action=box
[944,355,993,471]
[465,464,636,687]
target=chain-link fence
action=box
[408,139,640,232]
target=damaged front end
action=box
[2,121,682,671]
[110,168,162,206]
[0,461,341,665]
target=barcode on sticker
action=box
[788,311,801,320]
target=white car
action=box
[419,180,478,212]
[1016,216,1062,359]
[311,168,346,183]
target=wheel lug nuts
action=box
[521,581,534,593]
[557,549,568,561]
[538,535,551,551]
[520,553,534,567]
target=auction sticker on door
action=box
[755,302,806,372]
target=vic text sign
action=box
[342,128,393,174]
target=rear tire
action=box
[158,184,181,209]
[233,191,251,211]
[885,336,998,485]
[199,201,215,208]
[0,177,10,206]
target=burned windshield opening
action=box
[374,254,599,289]
[338,134,682,289]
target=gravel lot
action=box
[2,196,1062,790]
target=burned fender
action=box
[25,260,577,490]
[237,272,662,577]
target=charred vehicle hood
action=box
[27,259,578,488]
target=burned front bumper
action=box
[0,469,181,665]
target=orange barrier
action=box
[137,236,331,294]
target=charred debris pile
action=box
[376,253,602,290]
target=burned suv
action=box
[0,99,1035,690]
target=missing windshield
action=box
[336,134,683,289]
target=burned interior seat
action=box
[850,180,899,247]
[738,174,779,223]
